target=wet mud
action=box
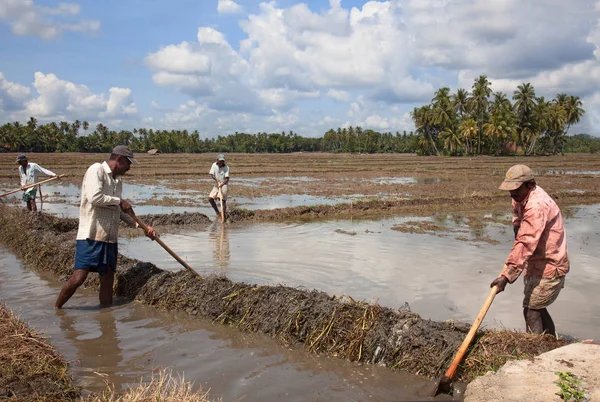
[0,206,569,383]
[0,303,80,401]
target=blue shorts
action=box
[74,239,118,276]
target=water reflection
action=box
[122,205,600,341]
[56,307,124,390]
[0,247,437,401]
[209,222,230,270]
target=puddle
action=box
[535,170,600,175]
[0,248,444,401]
[0,180,385,217]
[232,194,351,209]
[371,177,417,185]
[122,205,600,341]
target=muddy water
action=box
[122,205,600,341]
[0,249,451,401]
[0,176,412,217]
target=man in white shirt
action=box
[55,145,157,308]
[16,154,57,212]
[208,154,230,220]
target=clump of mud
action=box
[136,212,212,226]
[0,205,570,382]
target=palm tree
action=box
[513,83,536,148]
[431,87,454,130]
[440,128,463,155]
[563,95,585,135]
[459,118,478,155]
[484,112,516,155]
[451,89,470,118]
[529,97,549,155]
[469,75,492,154]
[411,105,440,155]
[547,100,568,155]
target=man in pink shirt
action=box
[490,165,569,337]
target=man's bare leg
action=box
[523,307,544,334]
[55,269,89,308]
[540,308,556,337]
[209,198,220,216]
[99,268,115,306]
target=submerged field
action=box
[1,152,599,400]
[1,152,600,218]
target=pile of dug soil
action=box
[0,303,80,401]
[0,206,568,382]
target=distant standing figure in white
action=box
[16,154,57,212]
[208,154,229,221]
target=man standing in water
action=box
[16,154,57,212]
[490,165,569,337]
[55,145,156,308]
[208,154,230,221]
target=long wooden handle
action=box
[443,284,500,379]
[126,209,202,278]
[218,187,225,223]
[0,174,66,198]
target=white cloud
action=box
[217,0,243,15]
[0,0,100,39]
[106,88,137,117]
[326,89,350,102]
[145,42,212,74]
[146,27,250,102]
[2,72,137,122]
[0,72,31,111]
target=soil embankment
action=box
[0,206,569,384]
[0,303,80,401]
[0,303,215,402]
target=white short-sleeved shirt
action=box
[209,162,230,183]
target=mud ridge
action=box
[226,191,600,223]
[0,206,568,382]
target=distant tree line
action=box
[0,76,596,156]
[411,75,587,156]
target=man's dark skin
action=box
[209,159,229,218]
[18,158,38,212]
[490,180,556,336]
[54,154,156,309]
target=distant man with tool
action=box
[55,145,156,309]
[208,154,229,220]
[490,165,569,336]
[16,154,57,212]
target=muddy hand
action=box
[490,276,509,293]
[144,225,158,241]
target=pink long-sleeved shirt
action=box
[501,186,570,283]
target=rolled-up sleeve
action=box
[502,203,547,283]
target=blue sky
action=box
[1,0,599,138]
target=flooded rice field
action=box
[0,248,444,401]
[2,152,600,400]
[121,205,600,341]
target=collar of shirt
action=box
[101,161,122,183]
